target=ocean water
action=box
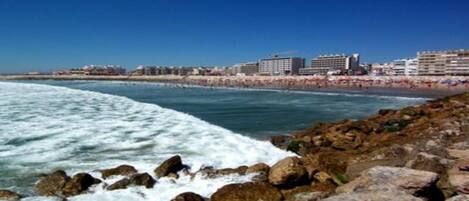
[0,81,428,200]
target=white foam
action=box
[0,82,294,201]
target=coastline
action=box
[1,74,468,97]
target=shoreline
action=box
[1,74,468,98]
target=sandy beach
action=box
[1,74,468,96]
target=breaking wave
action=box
[0,82,293,201]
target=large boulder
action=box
[62,173,100,196]
[0,190,21,201]
[100,165,137,179]
[268,157,308,187]
[129,173,156,188]
[171,192,205,201]
[154,155,184,177]
[210,182,282,201]
[35,170,70,196]
[336,166,442,199]
[448,159,469,194]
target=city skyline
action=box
[1,0,469,73]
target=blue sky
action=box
[0,0,468,73]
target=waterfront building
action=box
[259,56,304,75]
[418,49,469,76]
[83,64,126,75]
[392,58,418,76]
[370,63,394,76]
[231,62,259,76]
[299,54,360,75]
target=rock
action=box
[346,159,405,180]
[280,185,329,201]
[446,195,469,201]
[0,190,21,201]
[378,109,395,116]
[447,148,469,160]
[197,166,248,178]
[171,192,205,201]
[210,182,282,201]
[129,173,156,188]
[100,165,137,179]
[270,135,293,149]
[246,163,270,174]
[323,189,424,201]
[268,157,308,187]
[448,160,469,194]
[154,155,184,177]
[246,163,270,182]
[313,171,332,183]
[336,166,440,197]
[287,191,328,201]
[106,178,131,191]
[406,152,449,174]
[35,170,70,196]
[62,173,99,196]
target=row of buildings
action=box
[53,49,469,77]
[233,49,468,76]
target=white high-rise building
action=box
[392,58,418,76]
[417,49,469,76]
[259,56,304,75]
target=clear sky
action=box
[0,0,468,73]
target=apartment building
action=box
[392,58,418,76]
[259,56,304,75]
[418,49,469,76]
[299,54,359,75]
[231,62,259,76]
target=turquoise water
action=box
[24,80,428,138]
[0,80,428,200]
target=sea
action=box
[0,80,430,201]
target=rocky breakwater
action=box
[1,92,468,201]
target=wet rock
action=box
[100,165,137,179]
[246,163,270,174]
[62,173,99,196]
[337,166,440,196]
[268,157,308,187]
[197,166,248,178]
[171,192,205,201]
[35,170,70,196]
[106,178,131,191]
[129,173,156,188]
[211,182,282,201]
[270,135,293,149]
[0,190,21,201]
[379,109,395,116]
[154,155,184,177]
[167,173,179,179]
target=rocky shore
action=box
[1,93,468,201]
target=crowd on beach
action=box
[1,74,469,91]
[172,75,469,91]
